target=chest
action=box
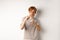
[26,18,34,25]
[25,18,35,28]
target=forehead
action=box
[30,9,36,11]
[29,9,37,12]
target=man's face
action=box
[29,9,36,16]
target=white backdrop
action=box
[0,0,59,40]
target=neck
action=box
[29,15,34,19]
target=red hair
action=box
[28,6,37,12]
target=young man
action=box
[20,6,41,40]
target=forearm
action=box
[20,24,25,30]
[20,16,29,30]
[36,24,41,31]
[20,20,26,30]
[34,22,41,31]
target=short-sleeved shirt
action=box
[23,16,40,40]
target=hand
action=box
[36,25,41,31]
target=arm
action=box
[33,20,41,31]
[35,23,41,31]
[20,16,29,30]
[20,20,26,30]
